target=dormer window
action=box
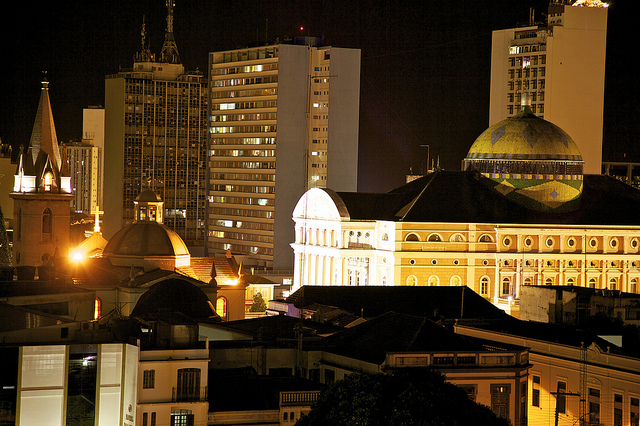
[44,172,53,191]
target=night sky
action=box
[1,0,636,193]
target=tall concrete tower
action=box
[104,1,208,254]
[207,39,361,269]
[489,0,608,175]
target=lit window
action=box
[216,297,227,320]
[480,277,490,295]
[406,275,418,286]
[93,298,101,320]
[44,172,53,191]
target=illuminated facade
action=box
[292,111,640,317]
[207,41,361,269]
[104,3,208,252]
[490,0,608,174]
[456,323,640,426]
[59,140,102,214]
[11,78,74,267]
[11,343,138,426]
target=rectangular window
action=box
[631,397,639,426]
[532,375,541,407]
[143,369,155,389]
[491,384,511,420]
[557,381,567,414]
[589,388,600,424]
[325,369,335,385]
[614,393,623,426]
[143,413,148,426]
[459,384,477,402]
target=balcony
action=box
[172,386,208,403]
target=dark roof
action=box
[314,312,504,365]
[131,278,218,321]
[287,286,509,322]
[335,170,640,225]
[214,314,342,342]
[458,318,638,358]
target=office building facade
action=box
[104,3,208,252]
[207,41,360,269]
[489,0,608,174]
[60,140,102,214]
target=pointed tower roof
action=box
[29,75,62,171]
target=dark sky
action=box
[1,0,636,193]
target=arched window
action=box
[630,278,638,293]
[406,275,418,286]
[428,275,439,287]
[450,275,461,286]
[501,277,512,295]
[427,233,442,242]
[545,277,554,286]
[405,233,420,242]
[480,276,490,295]
[479,234,493,243]
[609,277,618,290]
[588,278,597,288]
[382,233,389,241]
[42,208,52,241]
[524,277,533,286]
[216,296,227,321]
[450,233,465,242]
[44,172,53,191]
[567,277,575,286]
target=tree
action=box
[295,370,510,426]
[249,292,267,312]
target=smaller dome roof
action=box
[103,222,189,257]
[136,190,163,203]
[131,278,217,320]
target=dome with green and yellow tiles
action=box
[463,105,583,212]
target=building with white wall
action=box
[489,0,608,174]
[207,40,360,270]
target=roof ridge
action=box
[395,171,439,221]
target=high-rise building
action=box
[207,39,361,269]
[104,2,208,253]
[489,0,608,174]
[59,139,102,214]
[82,106,105,208]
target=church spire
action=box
[160,0,181,64]
[29,73,62,171]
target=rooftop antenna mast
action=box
[160,0,181,64]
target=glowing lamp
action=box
[71,252,84,262]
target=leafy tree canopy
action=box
[296,370,510,426]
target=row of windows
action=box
[209,206,274,219]
[508,91,544,102]
[211,99,277,111]
[532,376,638,426]
[211,161,275,170]
[508,67,545,79]
[209,230,273,243]
[211,196,273,206]
[213,75,278,87]
[210,112,277,122]
[210,88,277,99]
[210,149,275,157]
[210,137,276,146]
[213,219,273,232]
[210,172,275,182]
[209,184,273,194]
[209,125,276,134]
[210,62,278,76]
[209,241,273,256]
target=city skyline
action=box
[1,0,636,192]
